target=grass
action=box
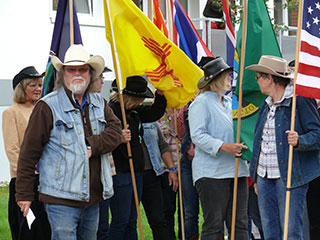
[0,186,11,240]
[0,186,203,239]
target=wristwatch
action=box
[168,167,177,173]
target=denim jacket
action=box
[250,96,320,188]
[38,88,113,201]
[143,122,165,176]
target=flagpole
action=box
[103,1,144,239]
[174,108,186,240]
[69,0,74,45]
[230,0,247,239]
[167,1,186,239]
[283,0,303,239]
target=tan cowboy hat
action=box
[246,55,293,79]
[51,44,105,75]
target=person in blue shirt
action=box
[247,55,320,240]
[189,57,249,240]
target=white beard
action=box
[66,76,89,94]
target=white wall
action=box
[0,107,11,182]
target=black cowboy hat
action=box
[197,57,233,90]
[197,56,215,68]
[12,66,44,90]
[111,76,154,98]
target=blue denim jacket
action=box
[143,122,165,176]
[189,92,249,184]
[38,88,113,201]
[250,96,320,188]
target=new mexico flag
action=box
[104,0,203,109]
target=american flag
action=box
[296,0,320,99]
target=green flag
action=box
[235,0,282,108]
[233,0,282,161]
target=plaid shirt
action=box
[257,83,293,179]
[158,114,179,169]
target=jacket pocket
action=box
[55,120,75,146]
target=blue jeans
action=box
[45,203,99,240]
[109,172,143,240]
[180,155,199,239]
[257,176,308,240]
[97,199,110,240]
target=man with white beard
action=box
[15,45,123,240]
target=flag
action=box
[43,0,82,96]
[222,0,236,68]
[235,0,282,108]
[153,0,168,37]
[104,0,203,109]
[296,0,320,99]
[168,0,214,64]
[234,0,282,160]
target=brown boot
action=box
[188,234,199,240]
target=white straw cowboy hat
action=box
[51,44,105,75]
[246,55,293,79]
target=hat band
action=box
[124,89,148,96]
[64,60,87,64]
[276,71,291,76]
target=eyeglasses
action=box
[255,75,261,81]
[27,84,43,89]
[65,67,90,74]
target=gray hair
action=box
[54,67,99,92]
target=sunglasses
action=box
[65,67,90,74]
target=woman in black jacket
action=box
[108,76,167,240]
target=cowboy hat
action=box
[246,55,293,79]
[197,56,215,68]
[12,66,44,90]
[111,76,154,98]
[51,44,105,75]
[197,57,233,90]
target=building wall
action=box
[0,0,297,181]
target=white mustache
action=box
[71,76,86,82]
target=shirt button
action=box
[279,142,283,146]
[83,175,86,179]
[281,160,284,164]
[278,124,281,127]
[78,130,82,134]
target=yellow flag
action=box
[103,0,203,109]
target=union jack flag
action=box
[296,0,320,99]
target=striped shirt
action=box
[257,83,293,179]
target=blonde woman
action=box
[189,58,249,240]
[2,66,51,240]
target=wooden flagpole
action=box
[283,0,303,239]
[230,0,247,239]
[104,1,144,239]
[69,0,74,45]
[174,108,186,240]
[166,0,185,239]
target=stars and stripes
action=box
[296,0,320,99]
